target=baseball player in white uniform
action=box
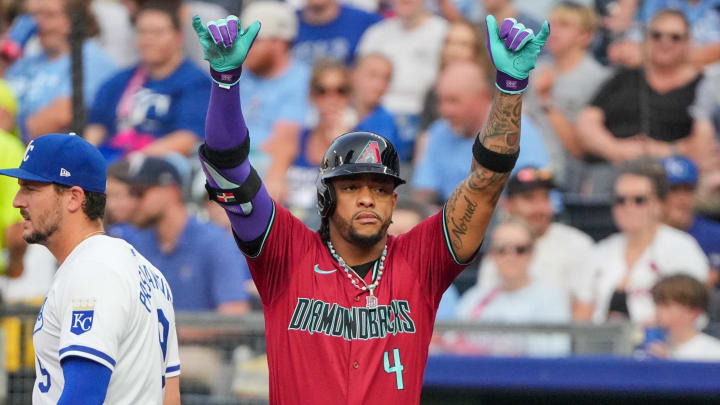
[0,133,180,404]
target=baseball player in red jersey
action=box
[192,9,548,405]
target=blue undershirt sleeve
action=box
[57,356,111,405]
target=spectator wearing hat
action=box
[107,155,251,313]
[84,1,211,163]
[647,274,720,361]
[661,156,720,284]
[238,1,311,198]
[411,62,549,207]
[475,166,595,320]
[576,158,709,324]
[293,0,381,65]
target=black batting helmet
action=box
[316,131,405,217]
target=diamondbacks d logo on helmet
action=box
[356,140,381,164]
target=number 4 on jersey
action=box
[383,348,404,390]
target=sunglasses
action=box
[649,30,686,42]
[313,85,350,96]
[491,244,532,255]
[612,194,651,206]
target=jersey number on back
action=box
[383,348,404,390]
[157,309,169,387]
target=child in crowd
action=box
[648,274,720,361]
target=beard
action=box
[333,212,393,249]
[21,207,61,245]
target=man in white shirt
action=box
[647,274,720,361]
[0,133,180,404]
[476,167,595,319]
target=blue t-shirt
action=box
[355,105,400,148]
[88,59,210,162]
[108,217,251,311]
[412,117,549,200]
[240,60,311,173]
[5,40,116,143]
[688,215,720,270]
[293,5,382,65]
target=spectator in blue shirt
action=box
[350,53,399,144]
[412,62,549,205]
[293,0,382,65]
[4,0,116,143]
[107,155,252,313]
[84,2,210,163]
[238,1,311,194]
[661,156,720,284]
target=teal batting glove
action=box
[192,15,260,88]
[485,15,550,94]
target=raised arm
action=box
[444,16,549,263]
[193,16,274,254]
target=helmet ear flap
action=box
[316,177,336,218]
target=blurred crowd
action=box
[1,0,720,365]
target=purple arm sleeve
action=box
[205,68,274,242]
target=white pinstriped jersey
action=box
[32,235,180,404]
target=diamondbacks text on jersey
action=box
[242,204,465,405]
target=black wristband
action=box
[472,136,519,173]
[199,136,250,169]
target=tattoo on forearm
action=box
[444,92,523,254]
[479,93,522,153]
[447,195,478,250]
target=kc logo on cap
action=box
[0,133,108,193]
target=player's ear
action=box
[65,186,86,214]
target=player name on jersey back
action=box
[32,235,180,405]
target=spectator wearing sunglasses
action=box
[576,158,709,324]
[475,167,595,320]
[576,9,705,196]
[609,0,720,68]
[456,217,571,355]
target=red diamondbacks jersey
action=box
[244,203,467,405]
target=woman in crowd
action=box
[453,217,570,356]
[280,59,356,224]
[576,158,709,324]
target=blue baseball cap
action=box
[0,133,107,193]
[661,155,698,187]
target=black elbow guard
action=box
[199,138,262,216]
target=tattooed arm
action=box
[444,92,521,262]
[442,16,549,262]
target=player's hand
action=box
[192,15,261,72]
[485,15,550,93]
